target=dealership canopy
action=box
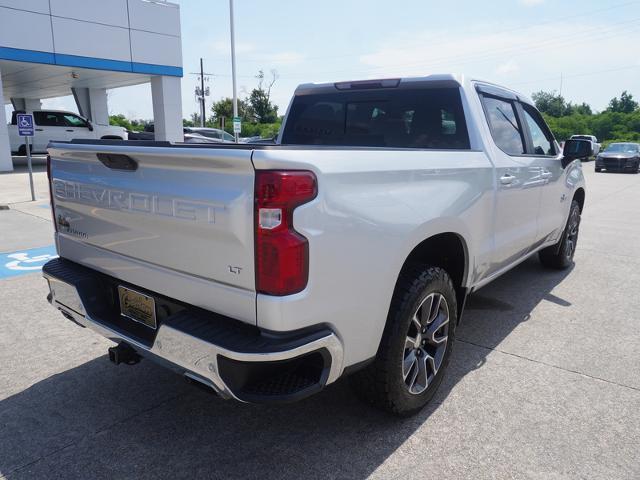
[0,0,184,171]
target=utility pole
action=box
[229,0,239,142]
[558,72,564,116]
[199,58,206,126]
[190,59,213,127]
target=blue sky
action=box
[40,0,640,120]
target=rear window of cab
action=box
[281,87,470,149]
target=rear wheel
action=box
[595,167,601,172]
[539,200,581,270]
[350,266,457,416]
[17,145,26,156]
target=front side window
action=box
[522,105,556,156]
[282,87,470,149]
[63,114,89,128]
[482,96,525,155]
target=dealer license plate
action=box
[118,286,157,329]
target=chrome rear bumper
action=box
[43,258,344,403]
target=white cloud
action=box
[206,40,304,67]
[209,40,256,55]
[496,60,519,75]
[262,51,306,66]
[354,22,640,110]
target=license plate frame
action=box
[118,285,157,329]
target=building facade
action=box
[0,0,183,171]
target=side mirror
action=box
[87,121,94,131]
[562,139,593,168]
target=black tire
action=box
[539,200,581,270]
[595,167,601,172]
[17,145,26,156]
[350,266,457,416]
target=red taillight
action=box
[255,170,317,296]
[46,155,58,232]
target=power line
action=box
[188,2,640,110]
[274,19,640,80]
[307,0,640,64]
[511,64,640,87]
[199,0,640,65]
[363,18,640,72]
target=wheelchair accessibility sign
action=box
[0,245,57,279]
[17,113,35,137]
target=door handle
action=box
[500,174,515,185]
[541,171,553,179]
[65,129,74,132]
[36,128,44,132]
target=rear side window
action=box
[481,96,525,155]
[282,87,470,149]
[34,112,64,127]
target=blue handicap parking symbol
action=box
[17,113,35,136]
[0,245,57,279]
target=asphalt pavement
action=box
[0,163,638,479]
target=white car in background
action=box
[8,110,127,155]
[183,127,235,143]
[570,135,600,158]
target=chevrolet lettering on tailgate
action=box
[52,179,219,223]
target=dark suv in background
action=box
[595,143,640,173]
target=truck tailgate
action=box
[48,143,257,321]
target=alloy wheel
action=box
[566,208,580,260]
[402,292,450,395]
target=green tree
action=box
[248,90,278,123]
[109,114,145,132]
[573,103,592,116]
[542,113,589,142]
[532,90,572,117]
[210,97,250,124]
[247,69,279,123]
[607,91,638,114]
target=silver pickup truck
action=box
[43,74,590,415]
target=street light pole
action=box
[229,0,239,143]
